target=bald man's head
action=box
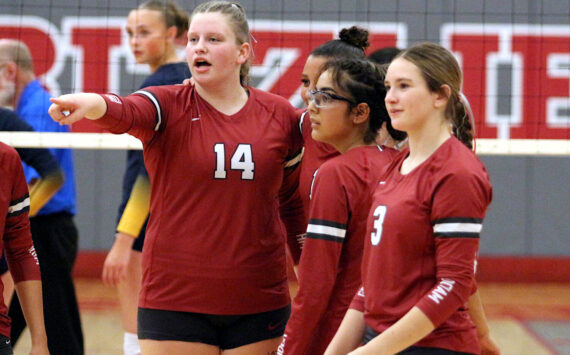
[0,39,34,73]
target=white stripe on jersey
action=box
[307,223,346,239]
[299,110,307,135]
[135,90,162,131]
[285,147,304,168]
[433,222,482,234]
[9,197,30,214]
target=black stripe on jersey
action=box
[306,218,347,243]
[432,217,483,239]
[306,232,344,243]
[8,194,30,217]
[309,219,347,230]
[432,217,483,225]
[284,147,304,170]
[134,90,163,131]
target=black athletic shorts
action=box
[0,335,13,355]
[138,305,291,350]
[363,326,475,355]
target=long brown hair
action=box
[395,42,473,149]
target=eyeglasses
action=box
[308,90,356,108]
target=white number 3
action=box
[370,205,387,246]
[214,143,255,180]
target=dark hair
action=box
[395,42,473,149]
[139,0,189,38]
[311,26,369,60]
[322,58,406,144]
[368,46,401,65]
[191,1,251,86]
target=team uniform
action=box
[0,143,41,352]
[96,84,304,347]
[0,108,62,274]
[282,145,398,355]
[352,137,492,354]
[116,62,190,251]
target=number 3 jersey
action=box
[98,85,304,315]
[355,137,492,354]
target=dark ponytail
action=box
[311,26,369,60]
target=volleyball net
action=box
[1,132,569,156]
[1,0,569,154]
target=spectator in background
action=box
[0,141,49,355]
[0,39,83,355]
[100,1,190,354]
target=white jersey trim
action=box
[307,223,347,239]
[433,222,482,234]
[9,197,30,215]
[134,90,162,131]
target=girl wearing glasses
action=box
[100,2,190,354]
[291,27,370,264]
[326,42,493,355]
[280,58,404,355]
[48,1,304,354]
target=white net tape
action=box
[0,131,569,155]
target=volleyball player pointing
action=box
[49,1,303,354]
[326,42,493,355]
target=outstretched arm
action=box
[49,93,107,125]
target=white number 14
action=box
[214,143,255,180]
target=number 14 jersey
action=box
[98,85,304,315]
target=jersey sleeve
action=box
[282,163,348,354]
[3,148,40,283]
[98,86,175,144]
[349,286,365,312]
[415,168,492,327]
[116,174,151,237]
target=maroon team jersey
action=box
[98,85,303,315]
[0,143,41,337]
[282,145,398,355]
[354,137,492,354]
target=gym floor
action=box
[12,279,570,355]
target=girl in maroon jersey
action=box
[280,58,403,355]
[326,42,495,355]
[48,1,304,354]
[100,2,190,354]
[291,26,370,264]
